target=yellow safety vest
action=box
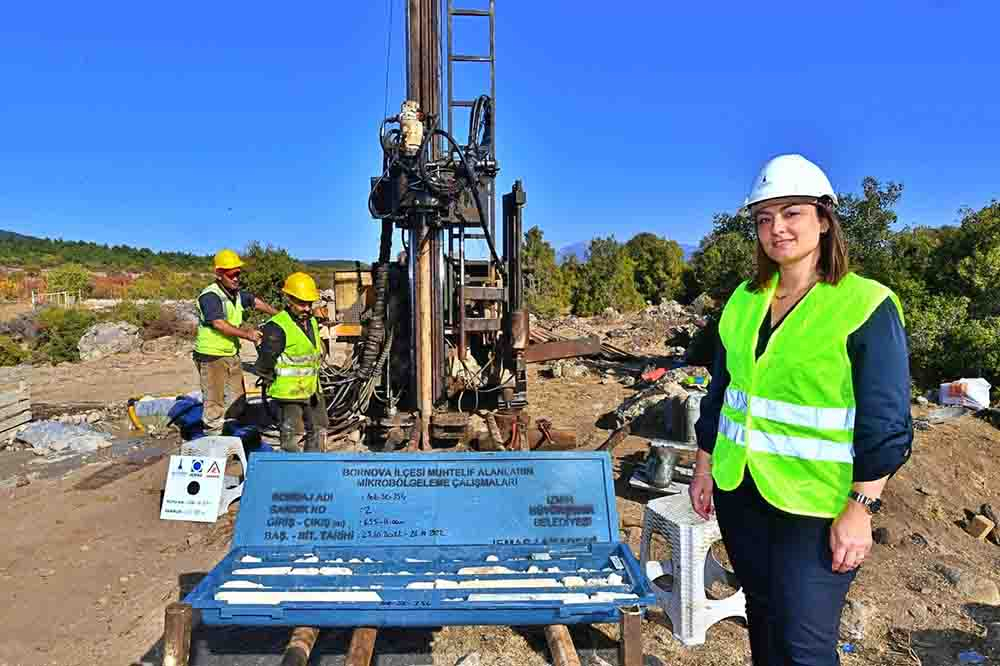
[194,283,244,357]
[712,272,903,518]
[267,310,323,401]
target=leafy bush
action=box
[102,300,164,329]
[624,232,686,304]
[570,237,644,316]
[126,270,204,300]
[46,263,92,298]
[689,233,756,301]
[523,227,569,317]
[31,307,98,365]
[0,335,28,367]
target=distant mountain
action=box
[556,240,699,263]
[0,230,39,242]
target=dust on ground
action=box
[1,304,999,666]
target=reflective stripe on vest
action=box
[194,283,244,356]
[267,310,322,401]
[711,272,903,519]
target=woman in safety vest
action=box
[254,272,329,452]
[690,154,912,666]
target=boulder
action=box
[78,321,140,361]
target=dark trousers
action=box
[714,474,856,666]
[276,392,329,453]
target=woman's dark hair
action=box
[749,197,849,292]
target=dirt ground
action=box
[3,339,1000,666]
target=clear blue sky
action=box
[2,1,998,262]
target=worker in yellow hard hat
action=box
[254,272,328,452]
[194,249,278,434]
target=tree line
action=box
[0,234,208,272]
[523,177,1000,394]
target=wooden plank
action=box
[544,625,581,666]
[0,400,30,421]
[0,411,31,435]
[0,387,29,407]
[525,337,602,363]
[345,627,377,666]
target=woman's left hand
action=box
[829,501,872,573]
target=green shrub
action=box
[102,300,163,329]
[0,335,28,367]
[126,270,204,300]
[906,295,1000,392]
[46,263,93,297]
[31,307,98,365]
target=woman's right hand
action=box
[689,449,715,520]
[689,473,714,520]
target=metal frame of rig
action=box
[321,0,529,451]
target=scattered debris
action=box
[690,293,716,316]
[956,574,1000,605]
[839,599,871,642]
[872,527,891,545]
[455,651,481,666]
[78,321,141,361]
[915,395,929,406]
[926,406,969,423]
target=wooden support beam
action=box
[280,627,320,666]
[346,627,378,666]
[525,336,602,363]
[544,625,582,666]
[162,602,193,666]
[619,605,643,666]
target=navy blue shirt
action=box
[695,295,912,482]
[198,287,256,323]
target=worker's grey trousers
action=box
[276,393,329,453]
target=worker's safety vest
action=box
[712,272,904,518]
[194,283,244,357]
[267,310,323,401]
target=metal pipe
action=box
[458,223,466,360]
[618,605,643,666]
[162,602,193,666]
[544,625,581,666]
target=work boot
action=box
[280,419,302,453]
[304,427,327,452]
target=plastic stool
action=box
[639,494,746,646]
[180,435,247,517]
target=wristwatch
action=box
[848,490,882,515]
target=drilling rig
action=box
[321,0,529,451]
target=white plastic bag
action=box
[939,378,991,411]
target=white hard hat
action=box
[745,154,838,209]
